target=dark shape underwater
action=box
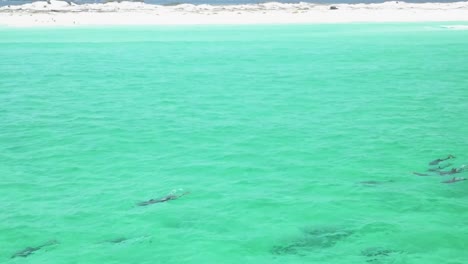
[138,192,190,206]
[441,177,466,184]
[11,240,58,258]
[271,226,353,256]
[429,155,455,166]
[361,247,402,263]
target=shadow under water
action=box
[102,235,153,245]
[271,226,354,256]
[11,240,59,259]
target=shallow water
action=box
[1,23,468,264]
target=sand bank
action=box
[1,1,468,26]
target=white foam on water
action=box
[441,25,468,30]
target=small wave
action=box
[441,25,468,30]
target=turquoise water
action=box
[1,23,468,264]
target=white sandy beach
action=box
[1,1,468,26]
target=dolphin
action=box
[439,168,458,175]
[438,166,465,176]
[359,180,394,185]
[413,172,430,176]
[427,163,452,172]
[360,181,381,185]
[102,235,152,245]
[138,192,189,206]
[11,240,58,258]
[429,155,455,166]
[441,177,466,184]
[107,237,127,244]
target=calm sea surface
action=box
[1,24,468,264]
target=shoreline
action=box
[1,1,468,27]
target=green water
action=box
[1,23,468,264]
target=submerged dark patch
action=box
[11,240,58,258]
[107,237,128,244]
[271,227,353,256]
[361,247,401,262]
